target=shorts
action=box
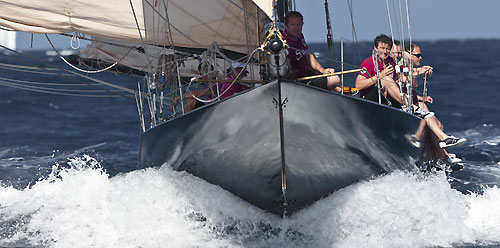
[363,86,402,109]
[194,99,204,109]
[364,86,388,104]
[304,77,328,90]
[298,70,329,90]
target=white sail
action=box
[78,38,261,78]
[0,0,273,54]
[0,29,16,50]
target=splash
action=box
[1,157,500,247]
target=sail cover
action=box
[0,0,273,54]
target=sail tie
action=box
[70,32,81,49]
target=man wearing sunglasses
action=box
[404,43,466,155]
[405,44,436,108]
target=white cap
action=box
[231,62,245,69]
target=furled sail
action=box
[0,0,273,54]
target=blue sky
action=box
[297,0,500,42]
[12,0,500,50]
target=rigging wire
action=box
[185,47,260,104]
[128,0,154,74]
[405,0,413,49]
[0,63,75,76]
[0,79,125,93]
[0,76,97,86]
[346,0,361,66]
[398,0,406,51]
[142,0,203,48]
[163,0,186,115]
[385,0,396,46]
[0,44,138,100]
[242,0,254,79]
[392,0,403,45]
[0,81,122,97]
[227,0,259,20]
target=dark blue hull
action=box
[139,80,422,215]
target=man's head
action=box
[390,40,402,61]
[284,11,304,39]
[229,62,248,77]
[405,44,422,66]
[373,34,393,60]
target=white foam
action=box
[458,124,500,147]
[484,137,500,146]
[1,157,500,247]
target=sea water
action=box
[1,40,500,247]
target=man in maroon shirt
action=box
[355,34,405,107]
[283,11,340,92]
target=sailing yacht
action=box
[0,0,427,216]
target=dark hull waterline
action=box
[139,80,422,216]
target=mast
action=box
[324,0,334,62]
[276,0,288,22]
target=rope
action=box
[186,48,260,104]
[0,44,137,100]
[0,81,121,97]
[45,34,120,74]
[0,79,125,93]
[0,63,74,76]
[0,76,97,86]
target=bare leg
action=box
[425,117,448,141]
[183,97,196,112]
[327,75,341,92]
[415,119,427,140]
[381,76,404,105]
[419,102,444,130]
[419,101,448,156]
[429,129,448,160]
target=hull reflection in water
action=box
[139,80,422,215]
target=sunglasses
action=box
[412,53,422,58]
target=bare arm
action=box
[414,65,433,78]
[171,88,212,110]
[355,74,377,91]
[355,65,394,90]
[306,50,329,74]
[417,95,433,104]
